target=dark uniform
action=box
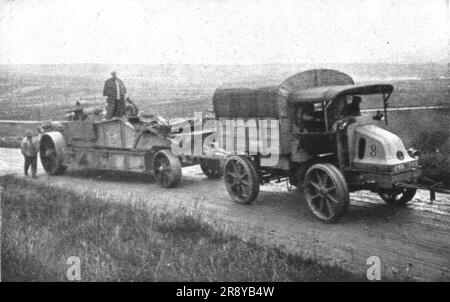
[341,96,362,117]
[103,71,127,119]
[21,130,39,178]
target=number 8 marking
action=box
[370,145,377,157]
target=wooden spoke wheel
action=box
[153,149,182,188]
[200,158,223,179]
[224,156,259,205]
[378,188,416,206]
[39,132,66,175]
[304,163,349,223]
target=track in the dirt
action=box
[1,147,449,281]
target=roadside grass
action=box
[0,175,364,282]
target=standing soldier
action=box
[103,71,127,119]
[21,129,39,178]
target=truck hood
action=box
[352,124,415,166]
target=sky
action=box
[0,0,448,64]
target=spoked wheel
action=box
[378,188,416,206]
[153,149,182,188]
[224,156,259,204]
[200,158,223,179]
[304,163,349,223]
[39,132,67,175]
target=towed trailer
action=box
[212,69,449,222]
[39,113,223,188]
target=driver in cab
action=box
[295,103,324,133]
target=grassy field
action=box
[0,175,364,282]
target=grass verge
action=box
[1,175,364,281]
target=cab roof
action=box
[287,84,394,104]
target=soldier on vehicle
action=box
[68,101,88,121]
[103,71,127,119]
[21,129,40,178]
[341,96,362,117]
[125,97,139,116]
[295,104,324,132]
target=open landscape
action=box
[1,63,449,282]
[0,63,448,120]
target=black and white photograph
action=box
[0,0,449,285]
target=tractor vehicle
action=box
[213,69,426,222]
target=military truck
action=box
[213,69,426,222]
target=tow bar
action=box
[396,177,450,202]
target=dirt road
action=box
[1,147,449,281]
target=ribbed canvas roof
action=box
[279,69,354,91]
[212,69,393,118]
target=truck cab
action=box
[288,84,421,196]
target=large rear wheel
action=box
[153,149,182,188]
[304,163,349,223]
[39,132,67,175]
[224,156,259,205]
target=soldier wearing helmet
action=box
[21,129,40,178]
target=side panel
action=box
[123,123,136,149]
[135,132,171,150]
[129,154,146,171]
[94,120,136,149]
[62,121,97,148]
[216,117,281,156]
[212,87,280,119]
[95,121,123,148]
[70,148,147,172]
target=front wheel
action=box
[153,149,182,188]
[223,156,259,205]
[304,163,349,223]
[378,188,416,206]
